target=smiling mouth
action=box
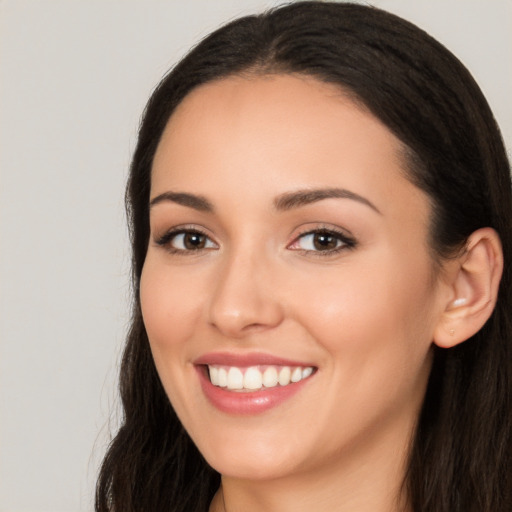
[206,364,316,392]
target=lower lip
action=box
[196,366,312,415]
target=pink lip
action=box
[194,351,313,367]
[194,352,316,415]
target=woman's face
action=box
[141,74,449,480]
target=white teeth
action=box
[291,367,302,383]
[262,367,278,388]
[227,367,244,390]
[209,366,219,386]
[217,367,228,387]
[302,367,313,379]
[244,367,263,390]
[278,367,291,386]
[207,364,315,391]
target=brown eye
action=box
[312,232,339,251]
[288,228,356,255]
[296,231,344,252]
[156,229,217,252]
[182,232,207,250]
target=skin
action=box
[140,74,457,512]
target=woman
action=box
[96,2,512,511]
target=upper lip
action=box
[194,351,315,368]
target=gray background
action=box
[1,1,510,510]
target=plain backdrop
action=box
[0,1,510,511]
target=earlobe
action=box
[433,228,503,349]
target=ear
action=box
[434,228,503,349]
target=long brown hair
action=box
[96,3,512,510]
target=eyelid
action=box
[154,224,219,253]
[287,225,357,255]
[152,223,356,256]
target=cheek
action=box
[139,259,207,417]
[294,259,436,434]
[289,253,437,372]
[140,259,205,349]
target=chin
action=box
[207,454,295,481]
[192,428,306,481]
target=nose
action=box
[207,249,284,338]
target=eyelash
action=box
[288,227,357,257]
[154,226,357,256]
[155,226,216,254]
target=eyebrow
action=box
[274,188,381,214]
[149,192,214,212]
[149,187,380,215]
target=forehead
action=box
[158,74,391,161]
[151,74,426,222]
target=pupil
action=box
[184,233,205,250]
[313,233,336,250]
